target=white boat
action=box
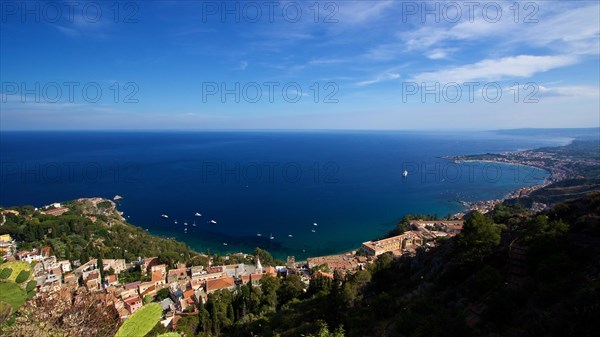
[313,222,318,226]
[269,233,274,240]
[184,228,187,232]
[161,214,169,218]
[184,220,188,226]
[288,234,293,238]
[311,229,316,233]
[209,220,217,224]
[403,170,408,177]
[223,242,228,246]
[195,212,202,217]
[174,220,178,224]
[192,221,196,227]
[257,233,262,237]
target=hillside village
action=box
[0,199,464,334]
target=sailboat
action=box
[403,170,409,177]
[269,233,274,240]
[195,212,202,217]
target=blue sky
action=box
[1,0,599,130]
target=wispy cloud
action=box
[413,55,578,83]
[357,72,400,86]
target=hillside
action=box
[195,193,600,337]
[0,198,198,265]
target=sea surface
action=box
[0,131,570,259]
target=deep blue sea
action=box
[0,131,570,259]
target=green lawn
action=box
[0,262,30,283]
[0,282,27,323]
[115,303,163,337]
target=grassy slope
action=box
[115,303,163,337]
[0,282,26,319]
[0,262,30,283]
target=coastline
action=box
[441,137,586,216]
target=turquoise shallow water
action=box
[0,131,566,259]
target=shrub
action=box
[26,280,37,292]
[0,268,12,280]
[15,270,30,284]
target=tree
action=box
[254,247,275,267]
[457,211,501,263]
[277,274,305,306]
[154,288,170,302]
[260,275,280,312]
[176,315,199,337]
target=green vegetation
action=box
[115,303,163,337]
[0,283,27,322]
[158,333,181,337]
[0,268,12,280]
[384,214,440,238]
[0,262,29,283]
[25,281,36,293]
[0,199,198,266]
[14,270,30,284]
[175,193,599,337]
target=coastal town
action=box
[446,139,600,215]
[0,200,464,334]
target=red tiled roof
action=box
[206,277,235,292]
[124,296,141,305]
[151,271,164,282]
[183,289,194,299]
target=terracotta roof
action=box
[141,285,156,297]
[206,277,235,292]
[183,289,195,299]
[124,295,141,305]
[152,271,164,282]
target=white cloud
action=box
[413,55,578,83]
[536,85,600,98]
[357,72,400,86]
[425,48,455,60]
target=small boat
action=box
[311,229,316,233]
[288,234,293,238]
[223,242,228,246]
[192,221,196,227]
[184,227,187,232]
[195,212,202,217]
[403,170,408,177]
[269,233,274,240]
[257,233,262,237]
[184,220,188,226]
[313,222,318,226]
[161,214,169,218]
[209,220,217,224]
[174,220,178,224]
